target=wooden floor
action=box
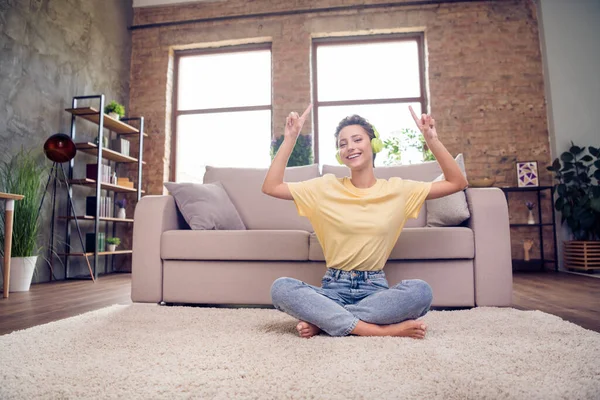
[1,272,599,335]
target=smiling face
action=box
[337,124,374,169]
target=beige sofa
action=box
[131,163,512,307]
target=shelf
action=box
[58,250,133,257]
[65,107,148,137]
[75,142,146,164]
[69,178,144,193]
[59,215,134,223]
[510,223,554,227]
[500,186,553,193]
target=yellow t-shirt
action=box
[288,174,431,272]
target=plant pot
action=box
[108,244,117,252]
[117,207,126,219]
[8,256,37,292]
[563,241,600,272]
[108,112,120,120]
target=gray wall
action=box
[0,0,133,283]
[537,0,600,271]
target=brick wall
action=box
[130,0,554,267]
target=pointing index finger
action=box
[408,105,421,126]
[300,103,313,121]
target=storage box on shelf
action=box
[59,94,145,279]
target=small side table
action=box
[1,192,25,298]
[500,186,558,272]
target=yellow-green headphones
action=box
[336,126,383,165]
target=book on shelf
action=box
[86,232,105,252]
[86,163,112,183]
[86,195,112,217]
[111,138,130,157]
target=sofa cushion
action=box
[163,181,246,230]
[322,162,443,228]
[308,227,474,261]
[426,154,470,227]
[162,230,310,261]
[203,165,319,231]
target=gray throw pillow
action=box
[426,154,470,227]
[164,181,246,230]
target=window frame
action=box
[172,42,272,181]
[311,33,427,164]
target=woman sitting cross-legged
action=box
[262,104,468,339]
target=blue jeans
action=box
[270,268,433,337]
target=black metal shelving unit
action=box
[60,94,145,279]
[500,186,558,272]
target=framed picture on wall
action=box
[516,161,539,187]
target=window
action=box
[312,35,427,166]
[174,44,272,182]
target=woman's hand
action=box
[409,105,438,142]
[284,104,313,141]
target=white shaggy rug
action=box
[1,304,599,400]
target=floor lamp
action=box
[38,133,95,282]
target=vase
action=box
[527,210,535,224]
[108,244,117,252]
[117,207,126,219]
[108,112,120,120]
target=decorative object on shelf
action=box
[468,177,496,188]
[39,135,95,282]
[516,161,539,187]
[111,172,118,185]
[523,239,534,261]
[93,134,109,148]
[547,143,600,271]
[104,101,125,120]
[526,201,535,224]
[116,198,127,219]
[0,147,47,292]
[106,237,121,252]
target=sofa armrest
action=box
[466,188,513,306]
[131,195,184,303]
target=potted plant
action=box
[104,101,125,120]
[547,143,600,272]
[0,148,47,291]
[106,237,121,252]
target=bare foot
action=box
[296,321,321,338]
[351,319,428,339]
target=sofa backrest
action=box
[322,162,443,227]
[203,164,319,231]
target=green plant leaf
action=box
[589,146,600,157]
[590,197,600,213]
[569,145,584,155]
[557,183,567,196]
[562,162,574,171]
[561,152,574,162]
[594,169,600,180]
[563,171,575,183]
[581,155,593,162]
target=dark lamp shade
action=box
[44,133,76,163]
